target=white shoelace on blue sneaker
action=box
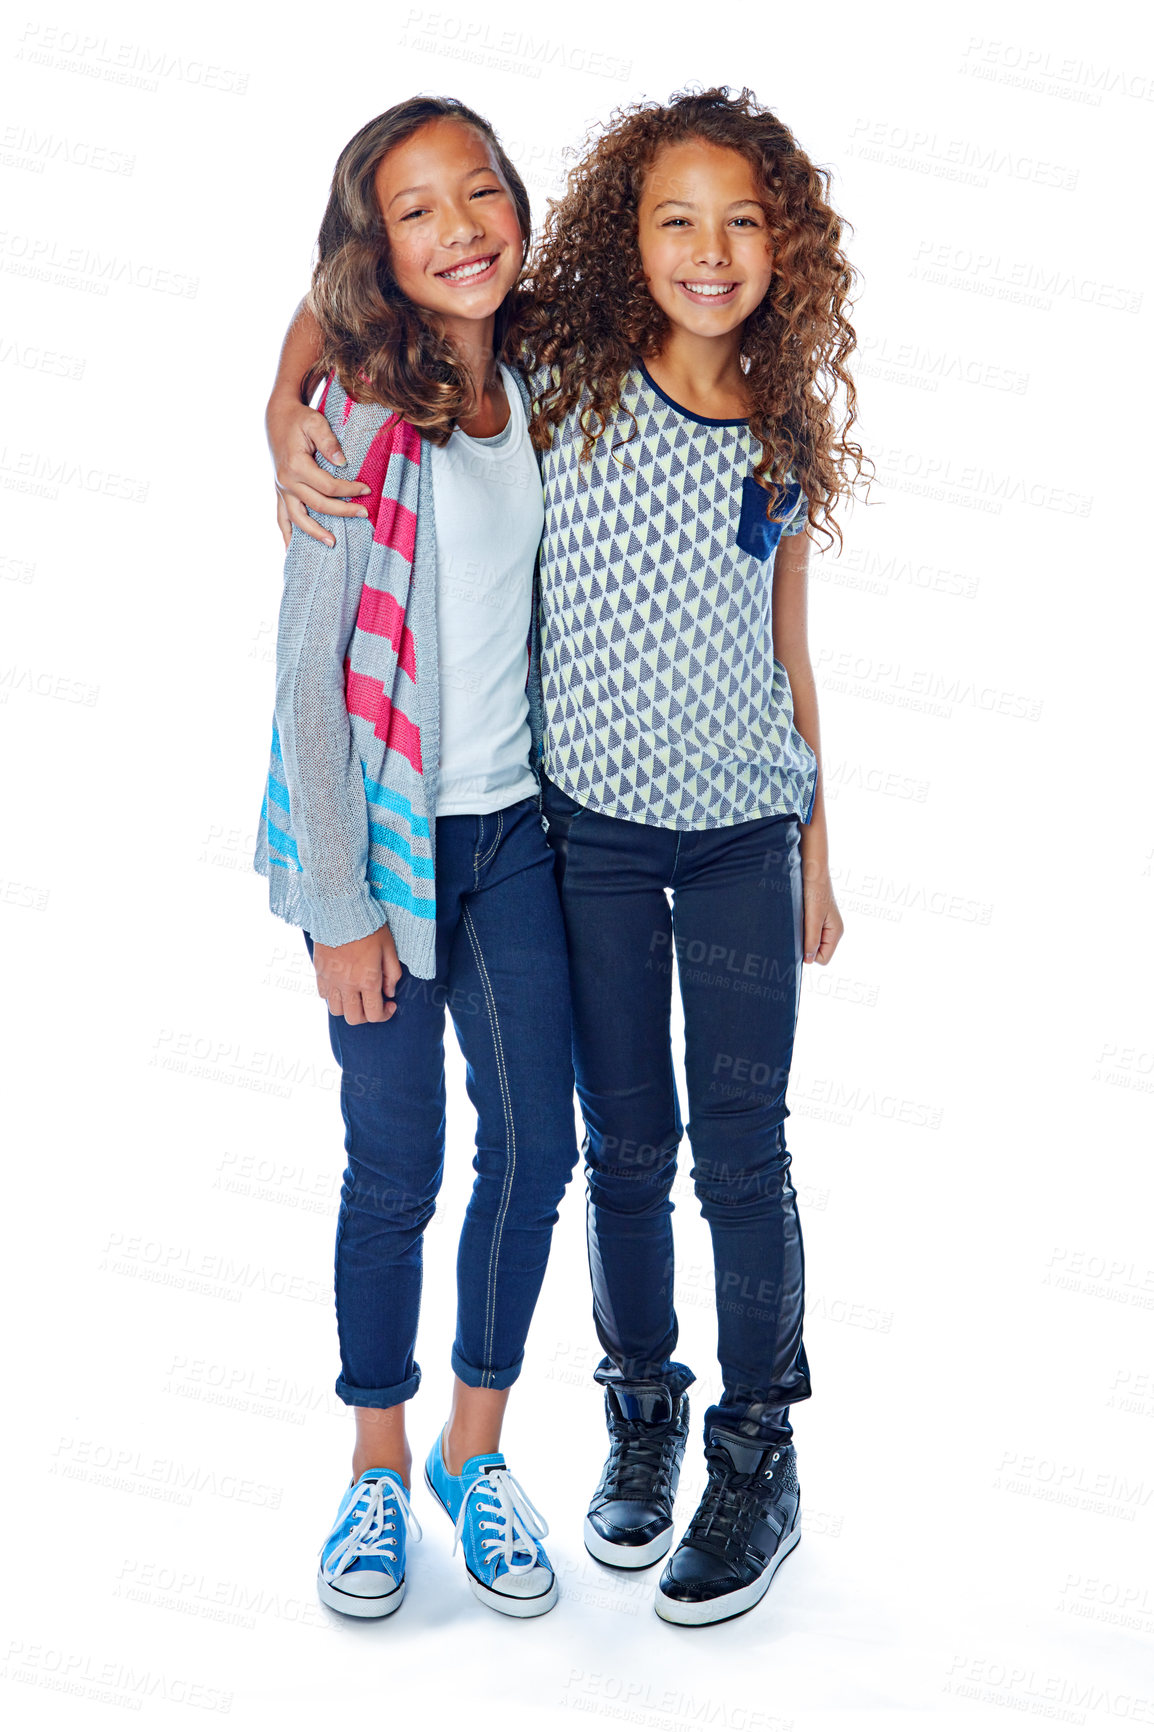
[453,1469,549,1574]
[322,1477,422,1584]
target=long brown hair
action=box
[304,96,531,444]
[516,87,870,546]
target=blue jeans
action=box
[306,797,579,1408]
[540,775,810,1446]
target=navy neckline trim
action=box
[635,358,748,427]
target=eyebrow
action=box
[387,166,498,209]
[651,198,758,213]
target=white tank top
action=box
[428,365,544,817]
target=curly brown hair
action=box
[303,96,531,445]
[515,86,869,546]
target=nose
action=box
[440,197,485,250]
[694,223,731,269]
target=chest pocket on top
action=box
[736,474,803,561]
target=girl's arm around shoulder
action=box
[267,300,372,548]
[771,529,844,966]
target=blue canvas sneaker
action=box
[424,1433,558,1617]
[316,1468,421,1618]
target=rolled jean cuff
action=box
[335,1367,421,1410]
[704,1399,796,1446]
[451,1344,524,1392]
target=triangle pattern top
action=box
[534,365,818,831]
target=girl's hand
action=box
[312,926,402,1024]
[268,394,372,550]
[801,858,844,965]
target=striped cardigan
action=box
[253,368,544,978]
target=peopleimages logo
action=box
[14,22,249,95]
[815,647,1044,722]
[0,336,85,380]
[0,230,198,298]
[2,1639,233,1715]
[559,1669,793,1731]
[0,123,135,175]
[911,238,1141,314]
[0,447,146,503]
[848,116,1079,191]
[397,9,632,81]
[48,1434,284,1511]
[944,1653,1154,1724]
[871,446,1093,516]
[856,332,1029,396]
[959,37,1154,106]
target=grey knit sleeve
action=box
[273,507,389,948]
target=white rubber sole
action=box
[654,1524,801,1626]
[467,1568,559,1618]
[316,1567,406,1618]
[583,1515,673,1570]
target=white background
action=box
[2,0,1152,1726]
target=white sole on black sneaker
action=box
[653,1524,801,1626]
[583,1516,673,1570]
[316,1567,406,1618]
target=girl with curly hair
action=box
[268,86,866,1627]
[254,96,580,1621]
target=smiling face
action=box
[373,117,525,328]
[637,139,774,340]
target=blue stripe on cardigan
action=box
[267,815,302,871]
[368,861,436,914]
[369,820,436,878]
[364,774,433,840]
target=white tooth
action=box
[444,258,490,280]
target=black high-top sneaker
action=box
[655,1428,801,1625]
[584,1383,690,1569]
